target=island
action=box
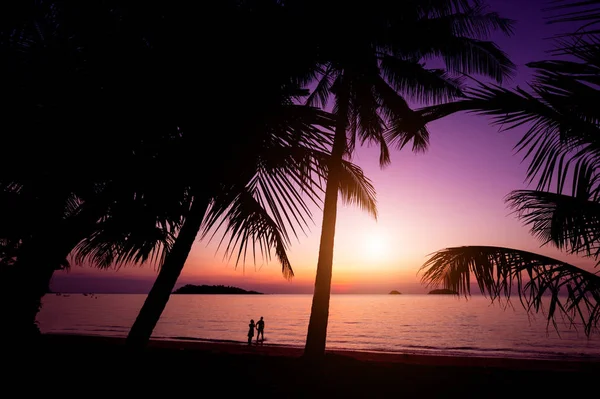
[388,290,402,295]
[172,284,264,295]
[428,289,458,295]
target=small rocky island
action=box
[173,284,263,295]
[388,290,402,295]
[428,289,458,295]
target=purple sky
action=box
[51,0,595,294]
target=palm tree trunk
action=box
[303,82,349,359]
[125,195,209,350]
[1,253,57,344]
[0,204,107,344]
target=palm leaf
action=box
[201,143,378,278]
[337,159,378,219]
[507,187,600,260]
[545,0,600,34]
[373,76,431,153]
[348,76,388,166]
[201,186,294,279]
[435,2,514,38]
[379,55,464,104]
[420,245,600,335]
[406,35,515,83]
[72,201,179,270]
[272,146,378,219]
[417,81,600,191]
[305,65,334,109]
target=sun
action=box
[363,234,389,261]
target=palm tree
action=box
[420,4,600,336]
[124,72,379,349]
[121,1,382,349]
[0,1,190,340]
[292,0,516,358]
[0,137,190,340]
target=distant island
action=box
[428,289,458,295]
[172,284,264,295]
[388,290,402,295]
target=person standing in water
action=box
[256,316,265,342]
[247,319,255,345]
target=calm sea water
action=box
[38,294,600,360]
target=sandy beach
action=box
[10,333,599,398]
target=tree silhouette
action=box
[420,4,600,336]
[292,0,515,359]
[125,1,379,349]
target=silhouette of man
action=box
[256,316,265,342]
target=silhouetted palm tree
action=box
[0,138,189,339]
[293,0,516,358]
[124,1,380,347]
[0,1,190,340]
[420,10,600,336]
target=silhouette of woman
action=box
[247,319,255,345]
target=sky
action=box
[51,0,596,294]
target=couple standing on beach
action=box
[248,317,265,345]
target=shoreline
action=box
[152,335,600,363]
[43,333,600,372]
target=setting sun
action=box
[363,233,389,260]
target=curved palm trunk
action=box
[125,196,209,350]
[304,84,349,359]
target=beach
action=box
[13,333,600,398]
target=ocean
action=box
[38,293,600,360]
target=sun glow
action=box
[362,233,390,261]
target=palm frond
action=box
[200,140,378,278]
[306,65,334,109]
[417,82,600,191]
[374,76,430,153]
[200,142,323,279]
[506,187,600,260]
[404,35,515,83]
[420,245,600,335]
[529,58,600,126]
[70,184,187,270]
[379,55,464,104]
[72,212,177,270]
[337,159,378,219]
[545,0,600,33]
[297,147,379,219]
[448,2,514,37]
[411,2,514,41]
[528,58,600,86]
[201,186,294,280]
[349,77,389,166]
[412,0,473,16]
